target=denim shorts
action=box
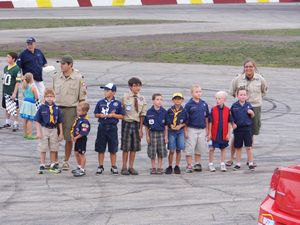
[168,129,185,151]
[95,123,118,153]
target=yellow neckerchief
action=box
[171,106,182,127]
[7,63,17,70]
[70,114,89,136]
[49,105,55,124]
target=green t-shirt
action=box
[2,64,22,96]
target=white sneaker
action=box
[208,163,216,172]
[220,163,227,172]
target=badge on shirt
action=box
[125,103,132,111]
[113,102,119,107]
[149,119,154,125]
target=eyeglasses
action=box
[244,66,254,68]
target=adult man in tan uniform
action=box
[53,55,87,170]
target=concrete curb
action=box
[0,0,299,8]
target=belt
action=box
[59,106,76,109]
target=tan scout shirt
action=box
[122,91,147,122]
[229,73,268,107]
[52,69,87,107]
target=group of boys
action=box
[2,53,257,176]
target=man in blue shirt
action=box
[94,83,124,175]
[17,37,47,99]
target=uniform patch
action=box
[149,119,154,125]
[113,102,119,107]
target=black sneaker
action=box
[3,123,11,128]
[96,166,104,175]
[165,166,173,175]
[111,166,118,175]
[74,169,86,177]
[72,167,80,174]
[248,165,255,171]
[193,163,202,172]
[38,165,45,174]
[233,165,241,170]
[174,165,181,174]
[247,161,257,167]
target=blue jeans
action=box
[168,129,185,151]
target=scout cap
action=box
[172,92,184,100]
[26,37,36,43]
[57,55,73,64]
[101,83,117,92]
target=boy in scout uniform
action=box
[52,55,87,170]
[228,59,268,167]
[120,77,147,175]
[94,83,124,175]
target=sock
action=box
[80,168,85,172]
[249,161,254,166]
[40,164,45,167]
[220,162,225,165]
[13,121,18,125]
[6,119,11,125]
[236,162,241,166]
[209,162,214,166]
[50,163,56,168]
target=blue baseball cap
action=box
[100,83,117,92]
[26,37,36,43]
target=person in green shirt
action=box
[1,52,22,131]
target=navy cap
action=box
[26,37,36,43]
[100,83,117,92]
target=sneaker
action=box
[12,124,19,132]
[225,160,234,167]
[128,168,138,175]
[74,169,86,177]
[25,135,37,140]
[45,163,51,170]
[38,165,45,174]
[96,166,104,175]
[71,167,80,174]
[220,163,227,172]
[165,166,173,175]
[150,168,157,175]
[62,161,70,171]
[111,166,118,175]
[233,165,241,170]
[247,161,257,167]
[3,123,11,128]
[248,165,255,171]
[186,165,193,173]
[157,168,163,175]
[174,165,181,174]
[49,164,61,174]
[208,163,216,172]
[193,163,202,172]
[121,168,130,175]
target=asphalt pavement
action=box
[0,4,300,225]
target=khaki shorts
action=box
[184,127,207,156]
[252,107,261,135]
[60,107,77,141]
[38,127,59,152]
